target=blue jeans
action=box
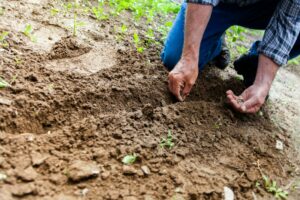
[161,1,300,71]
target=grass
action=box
[160,130,175,149]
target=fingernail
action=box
[241,105,247,112]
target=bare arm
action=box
[168,4,212,101]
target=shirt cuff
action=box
[185,0,219,6]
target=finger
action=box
[242,97,258,112]
[182,83,193,100]
[227,93,242,111]
[246,105,261,113]
[168,75,183,101]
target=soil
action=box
[0,1,299,200]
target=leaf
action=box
[0,78,10,88]
[122,154,137,165]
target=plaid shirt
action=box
[186,0,300,66]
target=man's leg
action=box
[161,3,236,71]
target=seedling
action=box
[0,78,10,88]
[0,7,4,16]
[122,154,137,165]
[0,31,9,47]
[22,24,37,42]
[160,130,175,149]
[92,1,108,21]
[256,175,289,199]
[133,32,144,53]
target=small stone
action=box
[276,140,284,150]
[12,183,36,197]
[133,110,143,119]
[141,166,151,176]
[68,160,100,182]
[0,172,7,181]
[224,187,234,200]
[122,165,137,175]
[16,166,38,182]
[31,152,49,166]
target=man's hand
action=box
[167,4,212,101]
[168,58,198,101]
[227,54,279,113]
[226,84,269,113]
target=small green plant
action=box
[260,175,289,199]
[0,31,9,47]
[122,154,137,165]
[133,32,144,53]
[0,78,10,88]
[92,1,108,21]
[160,130,175,149]
[22,24,37,42]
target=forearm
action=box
[182,4,212,62]
[254,54,279,89]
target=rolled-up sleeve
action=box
[185,0,220,6]
[258,0,300,66]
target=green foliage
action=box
[133,32,144,53]
[0,78,10,88]
[122,154,137,165]
[22,24,37,42]
[160,130,175,149]
[92,1,108,20]
[226,26,247,43]
[288,57,300,65]
[261,175,289,199]
[0,31,9,48]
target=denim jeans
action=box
[161,1,300,71]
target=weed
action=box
[0,31,9,48]
[22,24,37,42]
[122,154,137,165]
[160,130,175,149]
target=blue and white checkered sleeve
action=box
[185,0,220,6]
[258,0,300,66]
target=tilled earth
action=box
[0,1,299,200]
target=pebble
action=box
[0,172,7,181]
[101,171,110,180]
[68,160,100,182]
[0,97,12,106]
[122,165,137,175]
[141,165,151,176]
[224,187,234,200]
[16,166,38,182]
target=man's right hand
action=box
[168,58,198,101]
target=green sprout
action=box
[22,24,37,42]
[160,130,175,149]
[0,31,9,47]
[92,1,108,21]
[261,175,289,199]
[0,78,10,88]
[133,32,144,53]
[122,154,137,165]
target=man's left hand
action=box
[226,83,270,113]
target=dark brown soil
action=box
[0,1,299,200]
